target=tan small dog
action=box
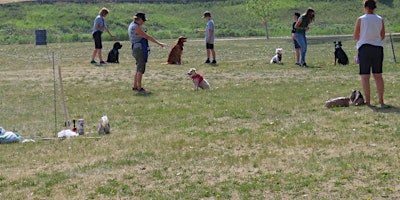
[325,90,365,108]
[167,36,187,64]
[187,68,210,90]
[325,97,350,108]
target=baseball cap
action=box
[202,11,211,18]
[135,12,147,21]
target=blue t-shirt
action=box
[93,15,107,33]
[205,19,215,44]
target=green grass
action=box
[1,0,400,44]
[1,35,400,199]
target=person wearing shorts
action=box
[90,7,115,65]
[292,12,301,65]
[353,0,386,106]
[128,12,166,92]
[196,11,217,64]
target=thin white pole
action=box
[57,63,70,129]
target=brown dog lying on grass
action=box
[167,36,187,64]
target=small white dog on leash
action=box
[270,48,283,64]
[187,68,210,90]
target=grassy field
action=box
[1,0,400,44]
[1,35,400,199]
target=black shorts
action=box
[358,44,384,75]
[293,39,300,49]
[93,31,103,49]
[206,43,214,49]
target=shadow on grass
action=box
[367,104,400,113]
[134,91,153,97]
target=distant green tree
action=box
[246,0,276,39]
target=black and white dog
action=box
[107,42,123,63]
[270,48,283,64]
[334,41,349,65]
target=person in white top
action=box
[353,0,386,107]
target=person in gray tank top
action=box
[128,12,167,93]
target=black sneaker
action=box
[137,88,147,92]
[90,60,97,65]
[211,60,217,64]
[301,62,308,67]
[132,87,138,91]
[204,59,210,64]
[99,61,107,65]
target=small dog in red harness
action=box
[187,68,210,90]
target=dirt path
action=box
[0,0,33,4]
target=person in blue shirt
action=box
[90,7,115,65]
[196,11,217,64]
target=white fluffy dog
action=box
[270,48,283,64]
[97,115,110,134]
[187,68,210,90]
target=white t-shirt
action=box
[357,14,384,49]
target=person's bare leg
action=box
[373,73,385,105]
[206,49,211,60]
[361,74,371,105]
[135,72,143,89]
[91,49,99,61]
[295,48,301,63]
[211,49,216,61]
[133,72,138,89]
[98,49,104,62]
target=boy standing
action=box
[196,11,217,64]
[292,12,301,65]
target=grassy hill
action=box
[0,0,400,44]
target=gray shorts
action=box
[132,47,146,73]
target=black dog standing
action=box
[334,41,349,65]
[107,42,123,63]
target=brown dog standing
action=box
[167,36,187,64]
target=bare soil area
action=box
[0,0,33,3]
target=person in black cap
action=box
[196,11,217,64]
[128,12,167,92]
